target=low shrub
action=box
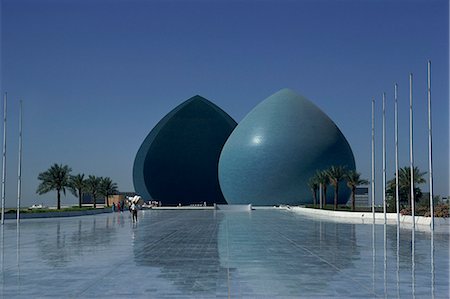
[6,207,98,214]
[400,204,448,217]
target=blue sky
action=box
[1,0,448,207]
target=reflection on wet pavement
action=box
[0,209,448,297]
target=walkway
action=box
[0,209,448,297]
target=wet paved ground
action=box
[0,209,448,298]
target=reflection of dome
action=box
[133,211,229,295]
[133,95,237,205]
[216,211,360,296]
[218,89,355,205]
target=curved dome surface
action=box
[218,88,355,206]
[133,95,237,205]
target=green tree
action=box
[326,165,347,210]
[386,166,426,210]
[36,164,72,210]
[99,177,118,207]
[69,174,86,208]
[314,170,329,209]
[85,175,101,208]
[308,177,319,208]
[345,170,368,211]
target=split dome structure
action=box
[133,89,356,206]
[133,95,237,206]
[218,89,355,205]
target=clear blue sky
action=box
[1,0,448,207]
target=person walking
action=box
[131,202,138,222]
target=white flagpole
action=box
[427,60,434,230]
[394,83,400,226]
[16,100,22,223]
[371,97,376,222]
[382,92,387,224]
[409,73,415,229]
[1,93,6,225]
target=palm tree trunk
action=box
[323,186,327,208]
[93,196,96,209]
[105,194,109,207]
[334,184,338,210]
[351,186,356,211]
[313,190,317,208]
[78,189,82,208]
[57,190,61,210]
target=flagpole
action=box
[16,100,22,224]
[1,93,6,225]
[371,97,376,222]
[382,92,387,224]
[409,73,415,230]
[394,83,400,226]
[427,60,434,230]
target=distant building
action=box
[346,187,369,207]
[82,192,136,205]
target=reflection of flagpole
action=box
[409,73,415,230]
[431,229,435,298]
[382,92,387,224]
[16,223,20,289]
[412,228,416,297]
[395,83,400,226]
[16,100,22,224]
[383,223,387,297]
[372,221,376,292]
[396,224,400,298]
[427,60,434,230]
[1,93,6,225]
[371,98,375,222]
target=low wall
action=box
[288,206,450,231]
[3,208,112,220]
[150,206,215,210]
[215,204,252,211]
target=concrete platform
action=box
[0,209,448,297]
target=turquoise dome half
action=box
[218,89,355,205]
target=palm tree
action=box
[69,174,86,208]
[99,177,118,207]
[85,175,101,208]
[326,165,347,210]
[387,166,426,210]
[36,163,72,210]
[315,170,329,209]
[308,177,319,208]
[345,170,369,211]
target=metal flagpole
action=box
[409,73,415,230]
[382,92,387,224]
[427,60,434,230]
[1,93,6,225]
[16,100,22,224]
[371,97,376,222]
[395,83,400,226]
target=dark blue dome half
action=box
[133,95,237,205]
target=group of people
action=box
[112,200,138,222]
[111,201,126,212]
